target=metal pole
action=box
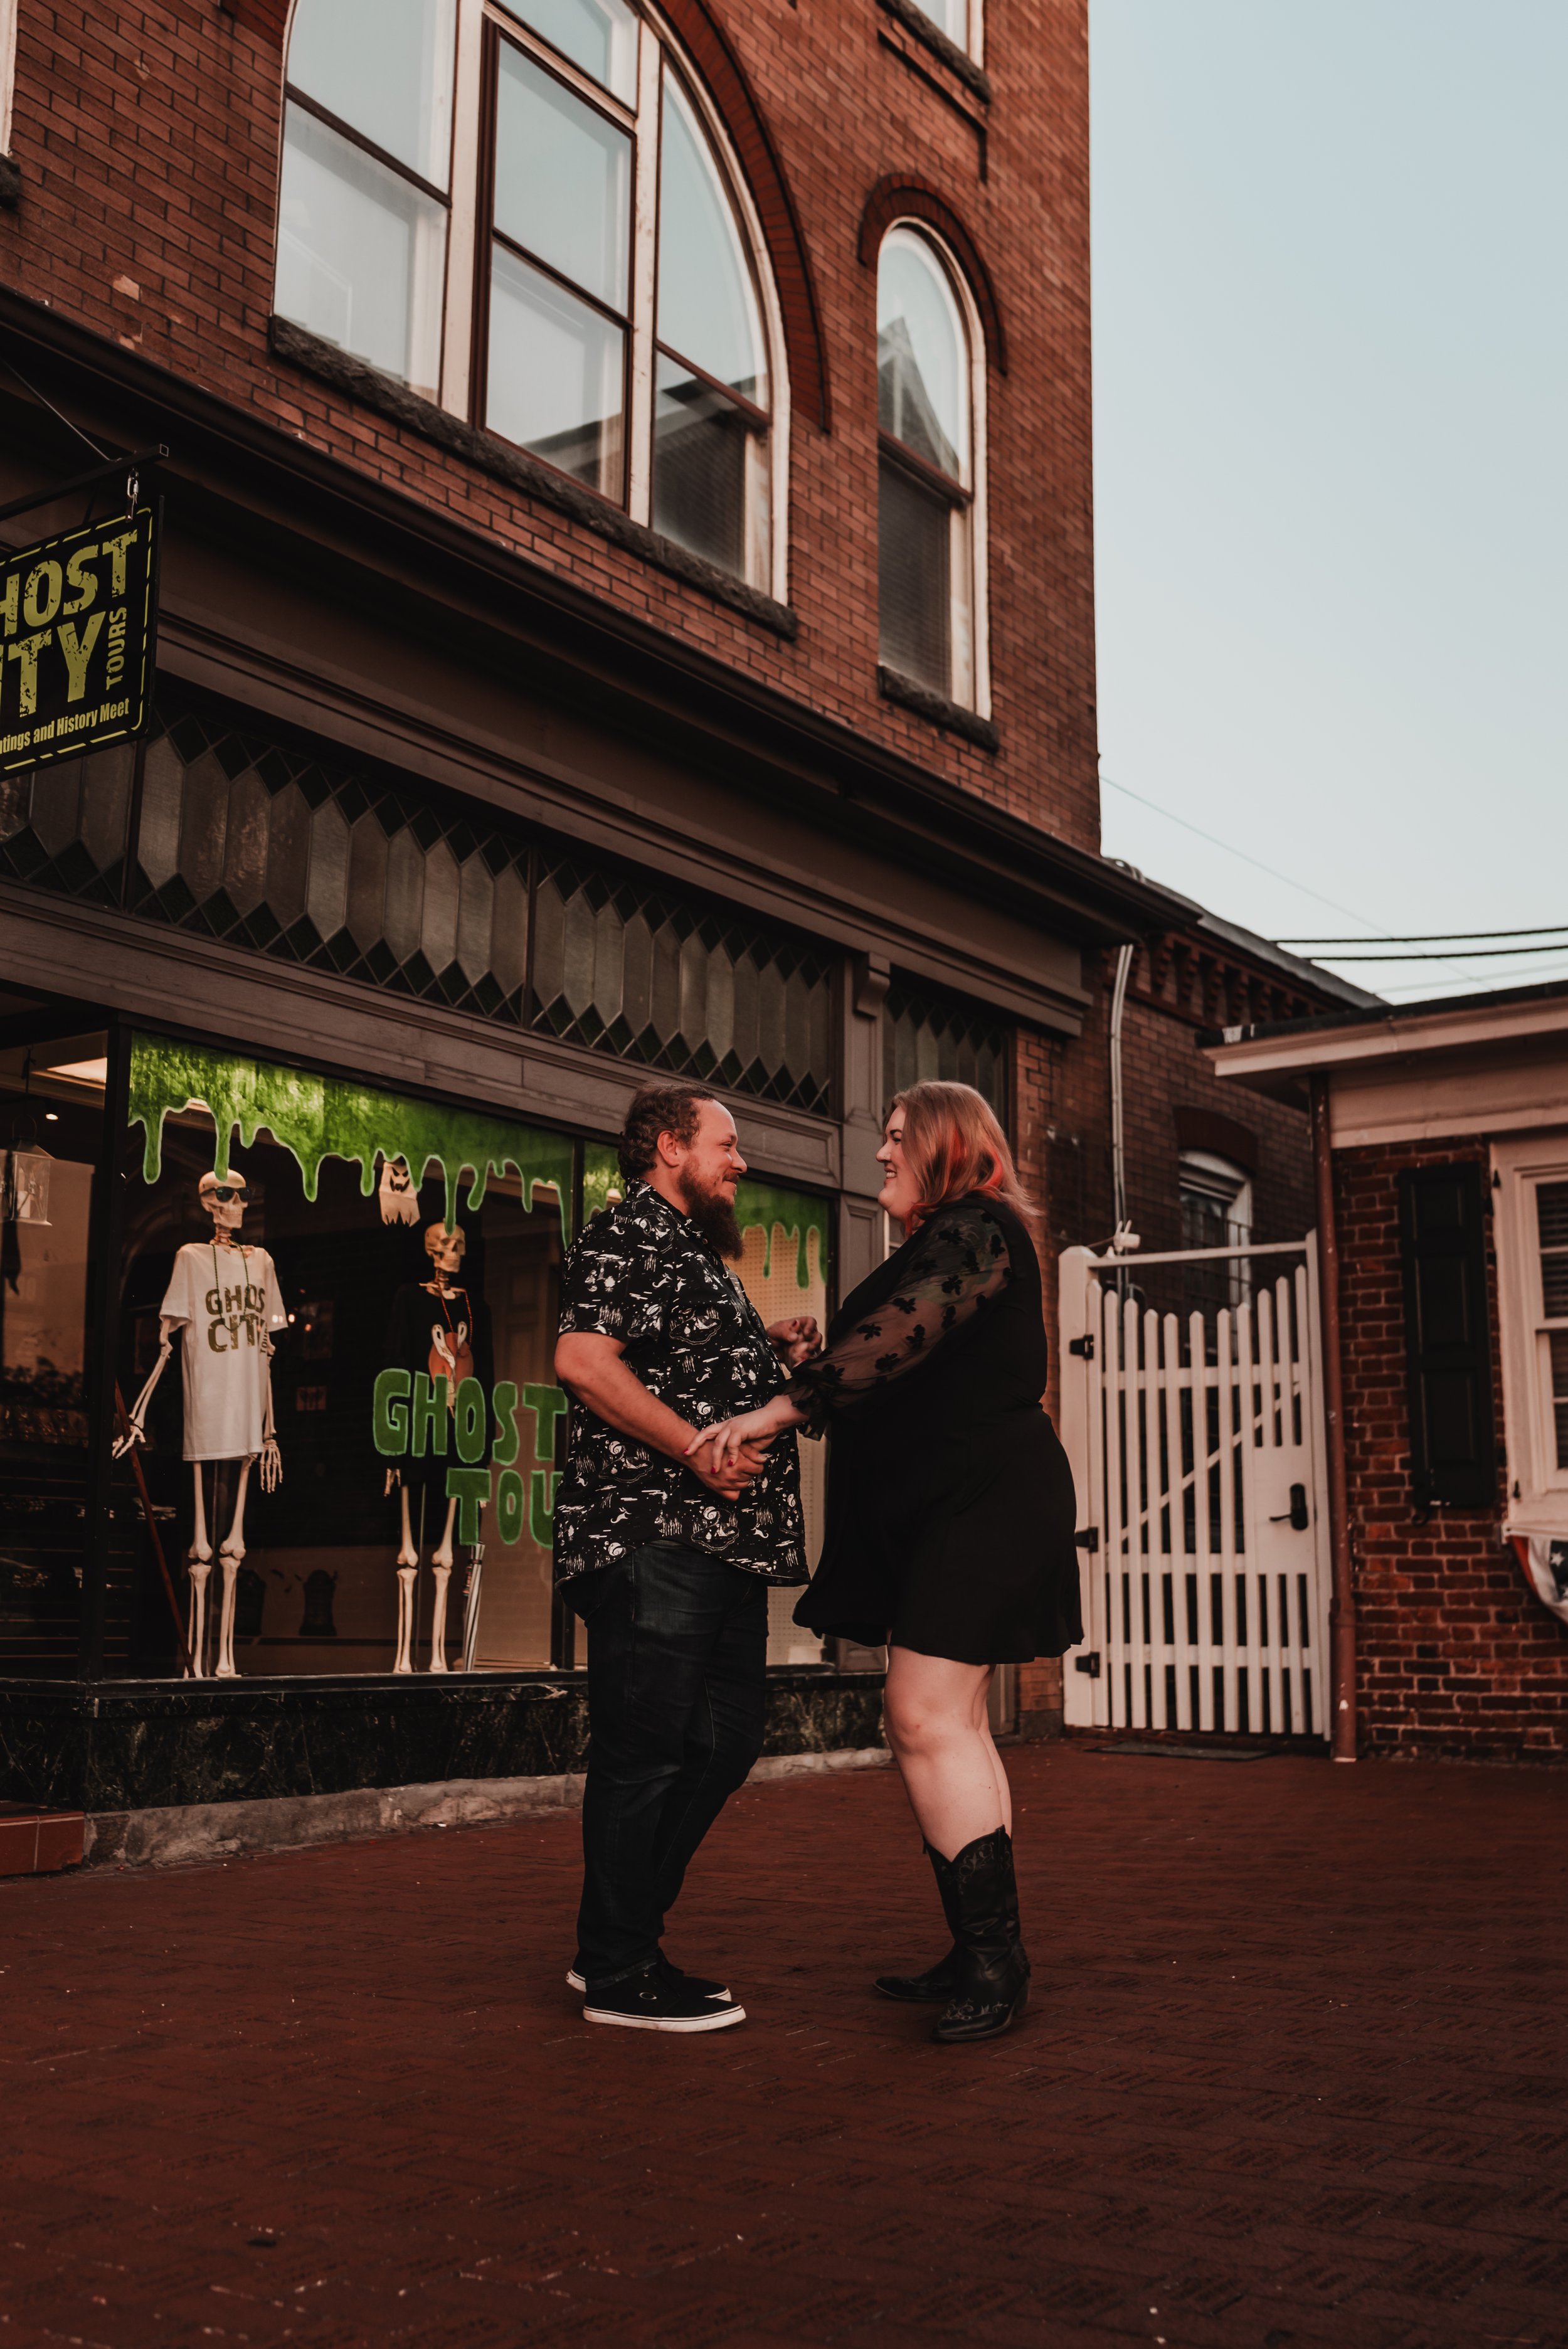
[1311,1073,1356,1761]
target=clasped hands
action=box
[685,1316,821,1495]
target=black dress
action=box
[790,1194,1081,1664]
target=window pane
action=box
[878,231,967,482]
[878,456,950,689]
[494,42,631,314]
[499,0,638,105]
[488,245,625,497]
[657,77,766,404]
[923,0,970,45]
[1552,1331,1568,1470]
[287,0,456,189]
[277,103,447,398]
[653,356,763,578]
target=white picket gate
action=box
[1057,1239,1333,1737]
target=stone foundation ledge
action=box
[85,1747,893,1870]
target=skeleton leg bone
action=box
[186,1465,213,1678]
[214,1456,254,1680]
[393,1565,418,1675]
[428,1563,452,1673]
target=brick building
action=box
[1207,983,1568,1761]
[0,0,1364,1857]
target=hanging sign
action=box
[0,503,159,775]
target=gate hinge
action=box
[1074,1651,1101,1677]
[1068,1334,1094,1359]
[1074,1526,1099,1552]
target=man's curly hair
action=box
[617,1084,721,1182]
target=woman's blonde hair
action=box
[889,1081,1037,1231]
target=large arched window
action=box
[876,226,986,709]
[274,0,783,593]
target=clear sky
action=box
[1089,0,1568,1001]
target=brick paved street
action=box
[3,1745,1566,2349]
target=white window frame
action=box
[1179,1148,1253,1303]
[919,0,984,64]
[1,0,19,156]
[1492,1132,1568,1537]
[879,220,991,716]
[280,0,788,603]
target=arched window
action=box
[876,226,985,709]
[274,0,783,592]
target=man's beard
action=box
[679,1169,743,1258]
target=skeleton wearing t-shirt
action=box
[115,1169,285,1677]
[383,1220,490,1674]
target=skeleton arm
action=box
[112,1318,179,1457]
[258,1335,282,1492]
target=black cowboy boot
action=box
[931,1827,1030,2045]
[874,1842,965,2002]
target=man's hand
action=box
[766,1315,822,1369]
[688,1440,772,1499]
[555,1332,772,1499]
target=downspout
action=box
[1310,1072,1356,1761]
[1108,941,1135,1236]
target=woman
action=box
[686,1081,1081,2044]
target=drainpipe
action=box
[1311,1072,1356,1761]
[1108,941,1135,1235]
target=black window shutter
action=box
[1398,1162,1496,1509]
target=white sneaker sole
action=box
[581,2001,746,2033]
[566,1968,731,1998]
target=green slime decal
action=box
[733,1180,830,1290]
[580,1148,827,1288]
[128,1034,574,1238]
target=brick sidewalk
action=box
[3,1744,1565,2348]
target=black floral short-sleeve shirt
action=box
[553,1182,807,1586]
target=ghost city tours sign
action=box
[0,504,159,775]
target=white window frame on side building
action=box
[1492,1131,1568,1538]
[1,0,19,157]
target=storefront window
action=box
[115,1035,570,1678]
[0,1032,107,1675]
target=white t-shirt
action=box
[160,1241,287,1461]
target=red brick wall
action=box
[0,0,1100,846]
[1336,1137,1566,1760]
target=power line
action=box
[1308,940,1568,962]
[1282,924,1568,948]
[1099,771,1514,994]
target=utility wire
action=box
[1,357,112,462]
[1302,940,1568,962]
[1099,771,1512,994]
[1281,924,1568,948]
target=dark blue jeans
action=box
[575,1542,769,1989]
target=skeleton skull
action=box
[199,1169,248,1235]
[424,1221,467,1275]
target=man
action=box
[553,1083,820,2034]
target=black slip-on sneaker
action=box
[582,1961,745,2033]
[567,1954,729,1999]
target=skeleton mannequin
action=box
[383,1222,490,1673]
[115,1170,284,1677]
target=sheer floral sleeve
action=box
[785,1203,1011,1434]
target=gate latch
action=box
[1074,1526,1099,1552]
[1067,1334,1094,1359]
[1269,1483,1310,1531]
[1074,1651,1101,1678]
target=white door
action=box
[1057,1241,1333,1737]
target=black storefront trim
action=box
[268,317,798,641]
[878,664,1001,752]
[0,1668,886,1813]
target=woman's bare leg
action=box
[883,1648,1012,1858]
